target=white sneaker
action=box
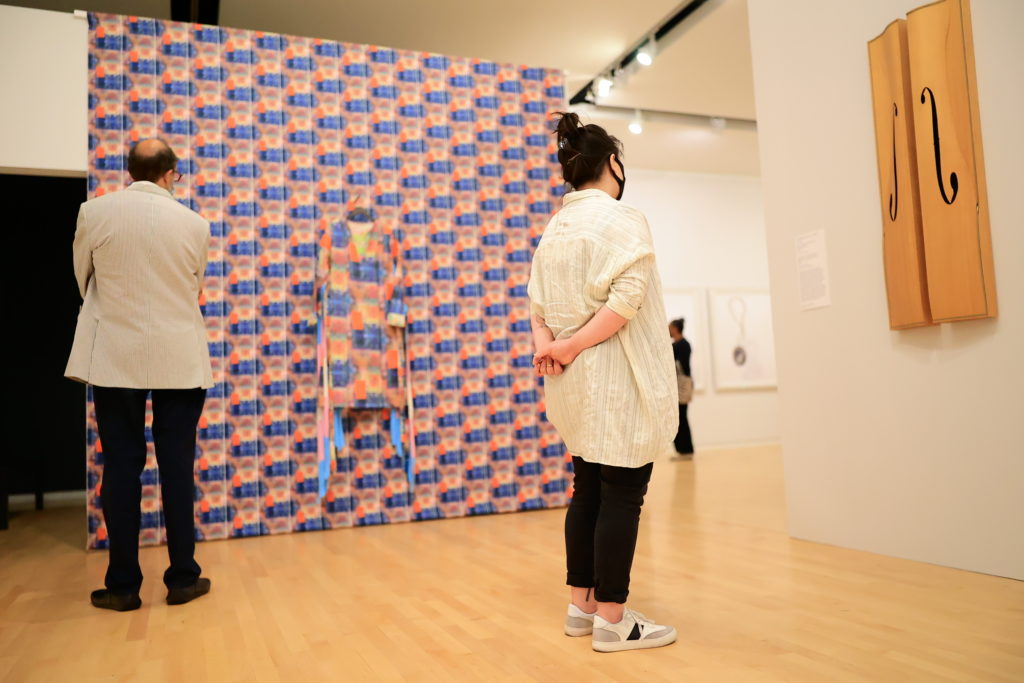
[591,608,677,652]
[564,603,596,637]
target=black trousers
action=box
[675,403,694,454]
[565,456,653,604]
[93,386,206,594]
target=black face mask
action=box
[610,157,626,200]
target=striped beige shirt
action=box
[528,189,678,468]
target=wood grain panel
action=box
[868,19,933,329]
[907,0,997,322]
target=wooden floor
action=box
[1,445,1022,682]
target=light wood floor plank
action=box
[1,445,1022,682]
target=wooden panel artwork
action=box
[906,0,996,322]
[868,20,932,329]
[867,0,997,327]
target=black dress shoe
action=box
[166,577,211,605]
[91,589,142,612]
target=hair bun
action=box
[552,111,583,148]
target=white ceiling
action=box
[584,0,759,175]
[220,0,682,84]
[580,108,759,176]
[597,0,757,120]
[13,0,759,174]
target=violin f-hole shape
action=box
[889,102,898,221]
[920,86,958,205]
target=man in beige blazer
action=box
[67,138,214,611]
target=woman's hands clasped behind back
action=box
[531,312,585,377]
[533,338,582,377]
[545,339,580,366]
[533,336,563,377]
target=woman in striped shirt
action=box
[528,112,679,652]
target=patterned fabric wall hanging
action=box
[85,13,570,549]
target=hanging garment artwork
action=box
[84,12,571,549]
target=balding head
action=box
[127,138,179,185]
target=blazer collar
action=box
[561,188,612,206]
[127,181,173,198]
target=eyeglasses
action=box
[174,172,183,182]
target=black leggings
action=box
[565,456,653,604]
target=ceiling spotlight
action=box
[636,37,656,66]
[596,76,614,98]
[634,40,651,66]
[628,110,643,135]
[709,116,727,131]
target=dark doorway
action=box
[2,173,87,529]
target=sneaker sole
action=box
[564,624,594,637]
[592,627,678,653]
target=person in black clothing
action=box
[669,319,694,456]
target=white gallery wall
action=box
[625,169,780,450]
[0,5,87,175]
[747,0,1024,579]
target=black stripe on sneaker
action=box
[627,622,643,640]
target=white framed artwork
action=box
[661,288,709,392]
[708,290,778,390]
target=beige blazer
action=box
[65,182,215,389]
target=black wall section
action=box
[2,173,88,512]
[170,0,219,25]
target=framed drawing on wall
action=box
[662,288,709,391]
[708,290,777,390]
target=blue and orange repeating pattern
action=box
[85,12,571,548]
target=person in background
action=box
[529,112,678,653]
[669,318,694,457]
[65,138,213,611]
